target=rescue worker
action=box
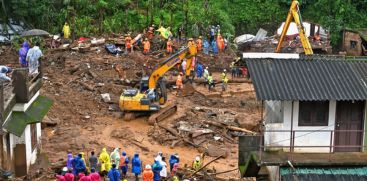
[72,154,86,175]
[107,164,120,181]
[203,39,209,55]
[208,73,215,92]
[132,153,142,181]
[66,153,73,171]
[80,152,87,170]
[120,151,129,179]
[221,69,229,91]
[192,156,202,171]
[187,38,197,54]
[160,156,168,180]
[167,38,173,54]
[64,169,74,181]
[62,22,71,39]
[89,168,101,181]
[26,42,43,75]
[203,67,209,87]
[171,163,179,177]
[89,151,98,171]
[152,159,163,181]
[125,34,133,52]
[176,72,183,90]
[18,41,30,67]
[147,24,155,40]
[196,62,203,79]
[212,40,218,55]
[99,148,111,174]
[143,164,154,181]
[230,61,236,78]
[110,148,120,168]
[142,38,150,54]
[196,36,203,52]
[217,34,225,52]
[169,154,179,172]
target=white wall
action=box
[265,100,337,153]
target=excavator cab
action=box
[139,76,149,93]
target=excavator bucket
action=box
[148,103,177,125]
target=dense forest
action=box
[1,0,367,46]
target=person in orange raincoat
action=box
[143,164,153,181]
[147,24,155,40]
[176,72,183,89]
[125,34,133,52]
[142,38,150,54]
[217,34,225,52]
[196,36,203,52]
[167,38,173,54]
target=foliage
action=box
[2,0,367,48]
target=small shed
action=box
[342,29,367,56]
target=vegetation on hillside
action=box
[1,0,367,47]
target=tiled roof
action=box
[247,58,367,101]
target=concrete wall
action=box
[264,101,336,153]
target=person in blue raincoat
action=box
[211,40,218,55]
[169,154,179,172]
[152,159,163,181]
[18,41,30,67]
[132,153,142,180]
[72,153,86,175]
[203,39,209,55]
[196,63,203,79]
[107,164,120,181]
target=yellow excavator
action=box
[276,0,313,55]
[119,45,197,122]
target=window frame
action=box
[298,101,329,126]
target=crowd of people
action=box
[55,148,203,181]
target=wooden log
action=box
[158,124,200,148]
[203,120,255,135]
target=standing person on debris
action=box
[18,41,30,67]
[80,152,87,169]
[171,163,179,177]
[99,148,111,175]
[72,153,86,176]
[26,42,43,75]
[208,73,215,92]
[64,169,74,181]
[110,148,121,167]
[196,62,203,79]
[212,39,218,55]
[89,168,101,181]
[203,39,209,55]
[66,153,73,171]
[217,34,225,52]
[196,36,203,52]
[192,156,202,171]
[132,153,142,181]
[203,67,209,87]
[169,154,179,172]
[176,72,183,90]
[89,151,98,171]
[143,164,154,181]
[120,151,129,179]
[125,34,133,53]
[167,38,173,54]
[230,61,236,78]
[143,38,151,54]
[152,159,163,181]
[62,22,71,39]
[107,164,121,181]
[147,24,155,40]
[221,69,229,91]
[160,156,168,180]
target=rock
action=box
[84,115,91,119]
[206,112,217,118]
[42,116,59,127]
[234,113,259,130]
[101,93,111,103]
[206,145,228,158]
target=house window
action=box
[265,101,284,123]
[299,101,329,126]
[350,40,357,49]
[30,124,37,151]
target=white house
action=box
[246,57,367,153]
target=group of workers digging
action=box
[56,149,204,181]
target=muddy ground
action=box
[0,45,261,180]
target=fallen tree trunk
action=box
[158,124,200,148]
[203,120,255,135]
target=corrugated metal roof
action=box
[247,58,367,101]
[281,166,367,181]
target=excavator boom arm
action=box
[148,46,197,89]
[276,0,313,55]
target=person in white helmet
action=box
[192,156,202,171]
[221,69,228,91]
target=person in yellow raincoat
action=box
[99,148,111,174]
[62,22,70,39]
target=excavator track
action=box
[148,103,177,125]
